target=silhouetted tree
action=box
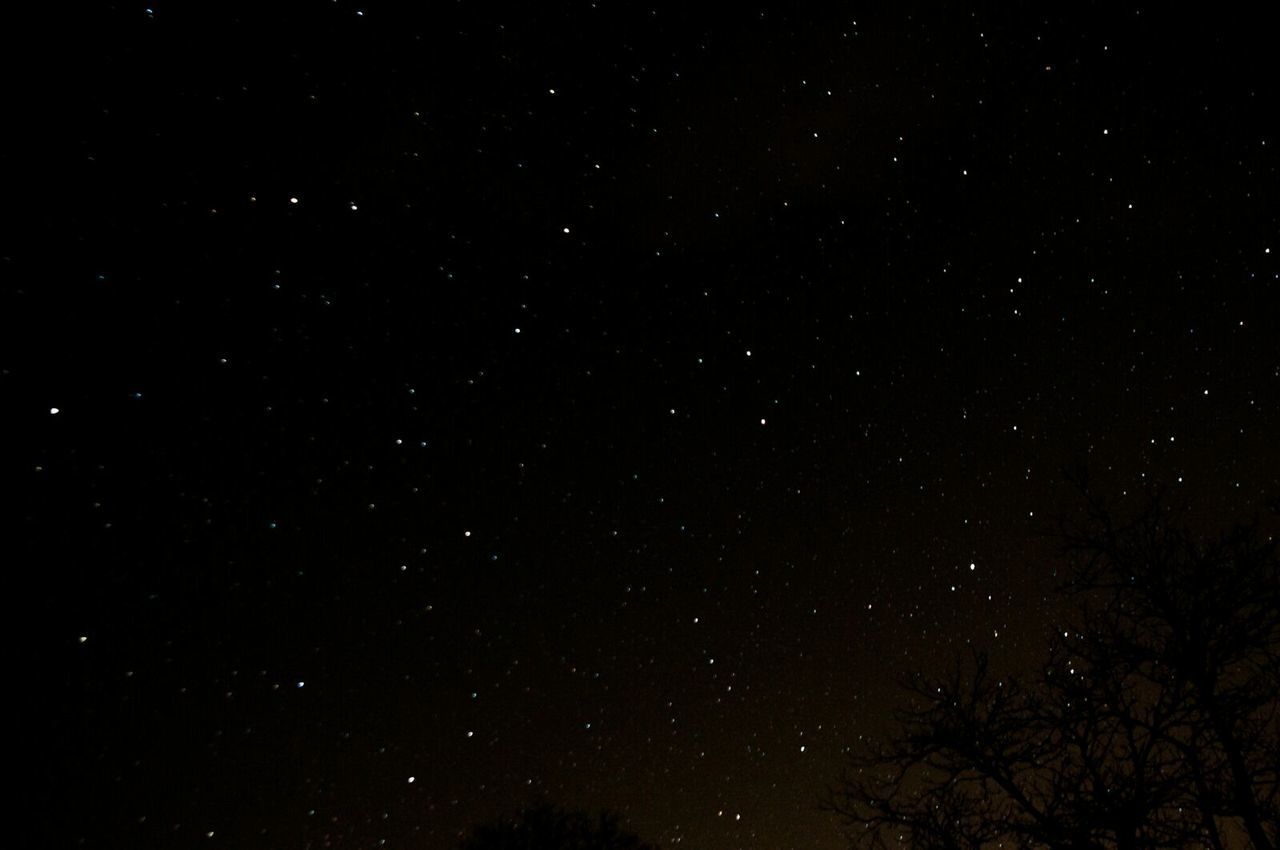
[828,490,1279,850]
[459,803,658,850]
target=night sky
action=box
[11,4,1279,849]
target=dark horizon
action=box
[11,4,1278,849]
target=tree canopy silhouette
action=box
[828,490,1279,850]
[459,803,658,850]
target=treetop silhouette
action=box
[829,489,1279,850]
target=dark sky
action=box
[10,3,1279,850]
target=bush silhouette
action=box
[460,803,658,850]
